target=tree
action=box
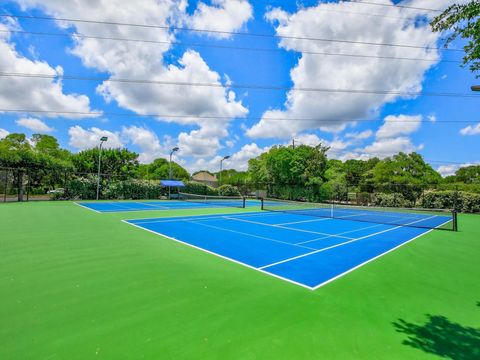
[216,169,249,186]
[343,158,379,187]
[323,159,348,200]
[137,158,189,180]
[247,144,329,200]
[369,153,442,202]
[455,165,480,183]
[72,148,139,177]
[0,133,73,200]
[247,153,269,186]
[431,1,480,76]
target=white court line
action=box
[295,222,385,245]
[133,201,170,209]
[276,217,332,226]
[223,216,355,240]
[121,219,315,290]
[73,202,102,213]
[310,216,454,290]
[121,213,450,290]
[186,219,317,251]
[311,230,431,290]
[259,215,439,270]
[130,211,281,225]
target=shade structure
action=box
[160,180,185,187]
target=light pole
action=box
[472,85,480,92]
[96,136,108,200]
[219,155,230,184]
[168,147,179,199]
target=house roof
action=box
[192,172,217,182]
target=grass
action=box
[1,201,479,359]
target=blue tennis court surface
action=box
[76,199,259,213]
[124,211,449,289]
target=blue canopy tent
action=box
[160,180,185,199]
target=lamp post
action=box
[472,85,480,92]
[96,136,108,200]
[219,155,230,184]
[168,147,179,199]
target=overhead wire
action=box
[0,108,476,123]
[1,29,462,64]
[1,72,478,98]
[0,13,463,52]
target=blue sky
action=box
[0,0,478,176]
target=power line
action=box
[349,1,442,13]
[0,108,476,123]
[0,13,463,53]
[256,0,428,21]
[1,72,478,98]
[325,148,474,165]
[2,29,462,64]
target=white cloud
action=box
[0,20,96,119]
[16,0,249,155]
[246,1,442,138]
[177,124,227,158]
[436,165,458,177]
[223,143,270,171]
[0,128,9,139]
[292,133,350,152]
[361,137,419,157]
[13,0,252,156]
[189,142,269,172]
[344,130,373,141]
[376,114,422,139]
[185,0,253,39]
[427,114,437,123]
[437,162,480,177]
[337,136,421,161]
[460,123,480,136]
[68,126,123,150]
[122,125,170,163]
[16,117,53,133]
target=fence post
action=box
[3,169,7,203]
[26,169,30,202]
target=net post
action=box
[242,196,246,208]
[452,210,458,232]
[261,197,264,210]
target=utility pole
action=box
[168,147,179,199]
[96,136,108,200]
[219,155,230,184]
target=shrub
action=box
[183,181,218,195]
[63,176,97,200]
[104,180,165,200]
[267,184,329,203]
[58,176,166,200]
[420,190,480,213]
[371,193,413,208]
[217,184,240,196]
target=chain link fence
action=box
[1,167,479,213]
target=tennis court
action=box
[124,202,455,289]
[76,193,250,212]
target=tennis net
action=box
[179,192,246,208]
[261,198,457,231]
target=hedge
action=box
[420,190,480,213]
[371,193,413,208]
[217,184,240,196]
[53,176,166,200]
[182,181,218,195]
